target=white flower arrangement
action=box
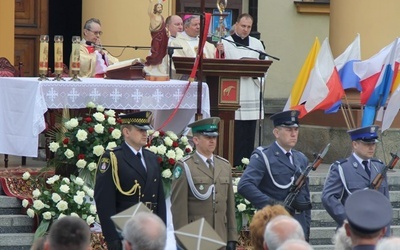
[233,158,257,232]
[21,173,97,240]
[145,130,193,196]
[48,103,124,188]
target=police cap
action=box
[270,110,300,127]
[345,189,392,234]
[119,111,153,130]
[347,125,379,143]
[188,117,220,137]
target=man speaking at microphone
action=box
[78,18,119,78]
[221,13,268,167]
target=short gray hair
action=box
[122,212,166,250]
[276,239,313,250]
[264,215,305,250]
[332,224,352,250]
[83,18,101,30]
[184,15,200,28]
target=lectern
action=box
[173,57,272,164]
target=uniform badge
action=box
[99,157,110,173]
[353,162,358,168]
[199,185,204,191]
[173,166,182,179]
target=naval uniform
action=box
[237,142,311,239]
[171,152,237,243]
[94,142,166,247]
[321,154,389,234]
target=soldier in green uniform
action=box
[94,111,166,250]
[171,117,237,250]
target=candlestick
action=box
[38,35,49,81]
[70,36,81,81]
[53,35,65,81]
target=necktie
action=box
[206,158,214,174]
[136,152,146,172]
[362,160,370,178]
[286,152,293,164]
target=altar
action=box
[0,77,210,157]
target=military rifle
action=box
[370,152,399,190]
[283,143,330,211]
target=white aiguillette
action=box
[106,58,146,80]
[110,202,152,231]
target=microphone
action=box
[212,35,280,61]
[85,41,105,50]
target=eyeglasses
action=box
[87,29,103,36]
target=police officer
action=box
[321,125,390,236]
[344,189,392,249]
[94,111,166,250]
[170,117,237,250]
[237,110,311,240]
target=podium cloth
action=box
[0,77,209,157]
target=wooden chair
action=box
[0,57,27,168]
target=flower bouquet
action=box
[21,172,97,240]
[232,158,256,232]
[145,130,193,196]
[48,102,123,188]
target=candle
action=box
[54,35,64,73]
[39,35,49,72]
[71,36,81,71]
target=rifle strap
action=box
[257,147,294,189]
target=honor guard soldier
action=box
[321,126,390,236]
[94,111,166,250]
[170,117,238,250]
[344,189,393,248]
[237,110,312,240]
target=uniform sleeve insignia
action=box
[99,157,110,173]
[173,166,182,179]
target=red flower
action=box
[78,154,85,160]
[157,156,163,164]
[168,158,176,165]
[159,131,165,137]
[88,127,94,133]
[84,117,92,123]
[172,141,179,148]
[108,127,114,133]
[185,147,192,153]
[116,118,122,124]
[63,138,69,144]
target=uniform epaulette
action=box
[179,154,192,162]
[215,155,229,164]
[371,158,383,164]
[335,159,347,164]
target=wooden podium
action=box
[173,57,272,164]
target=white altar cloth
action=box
[0,77,210,157]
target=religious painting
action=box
[219,78,239,104]
[211,9,233,42]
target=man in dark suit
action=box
[321,125,390,236]
[94,111,166,250]
[237,110,311,240]
[171,117,237,250]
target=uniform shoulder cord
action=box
[110,151,141,198]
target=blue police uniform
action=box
[321,126,390,235]
[237,110,311,239]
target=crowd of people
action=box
[33,6,400,250]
